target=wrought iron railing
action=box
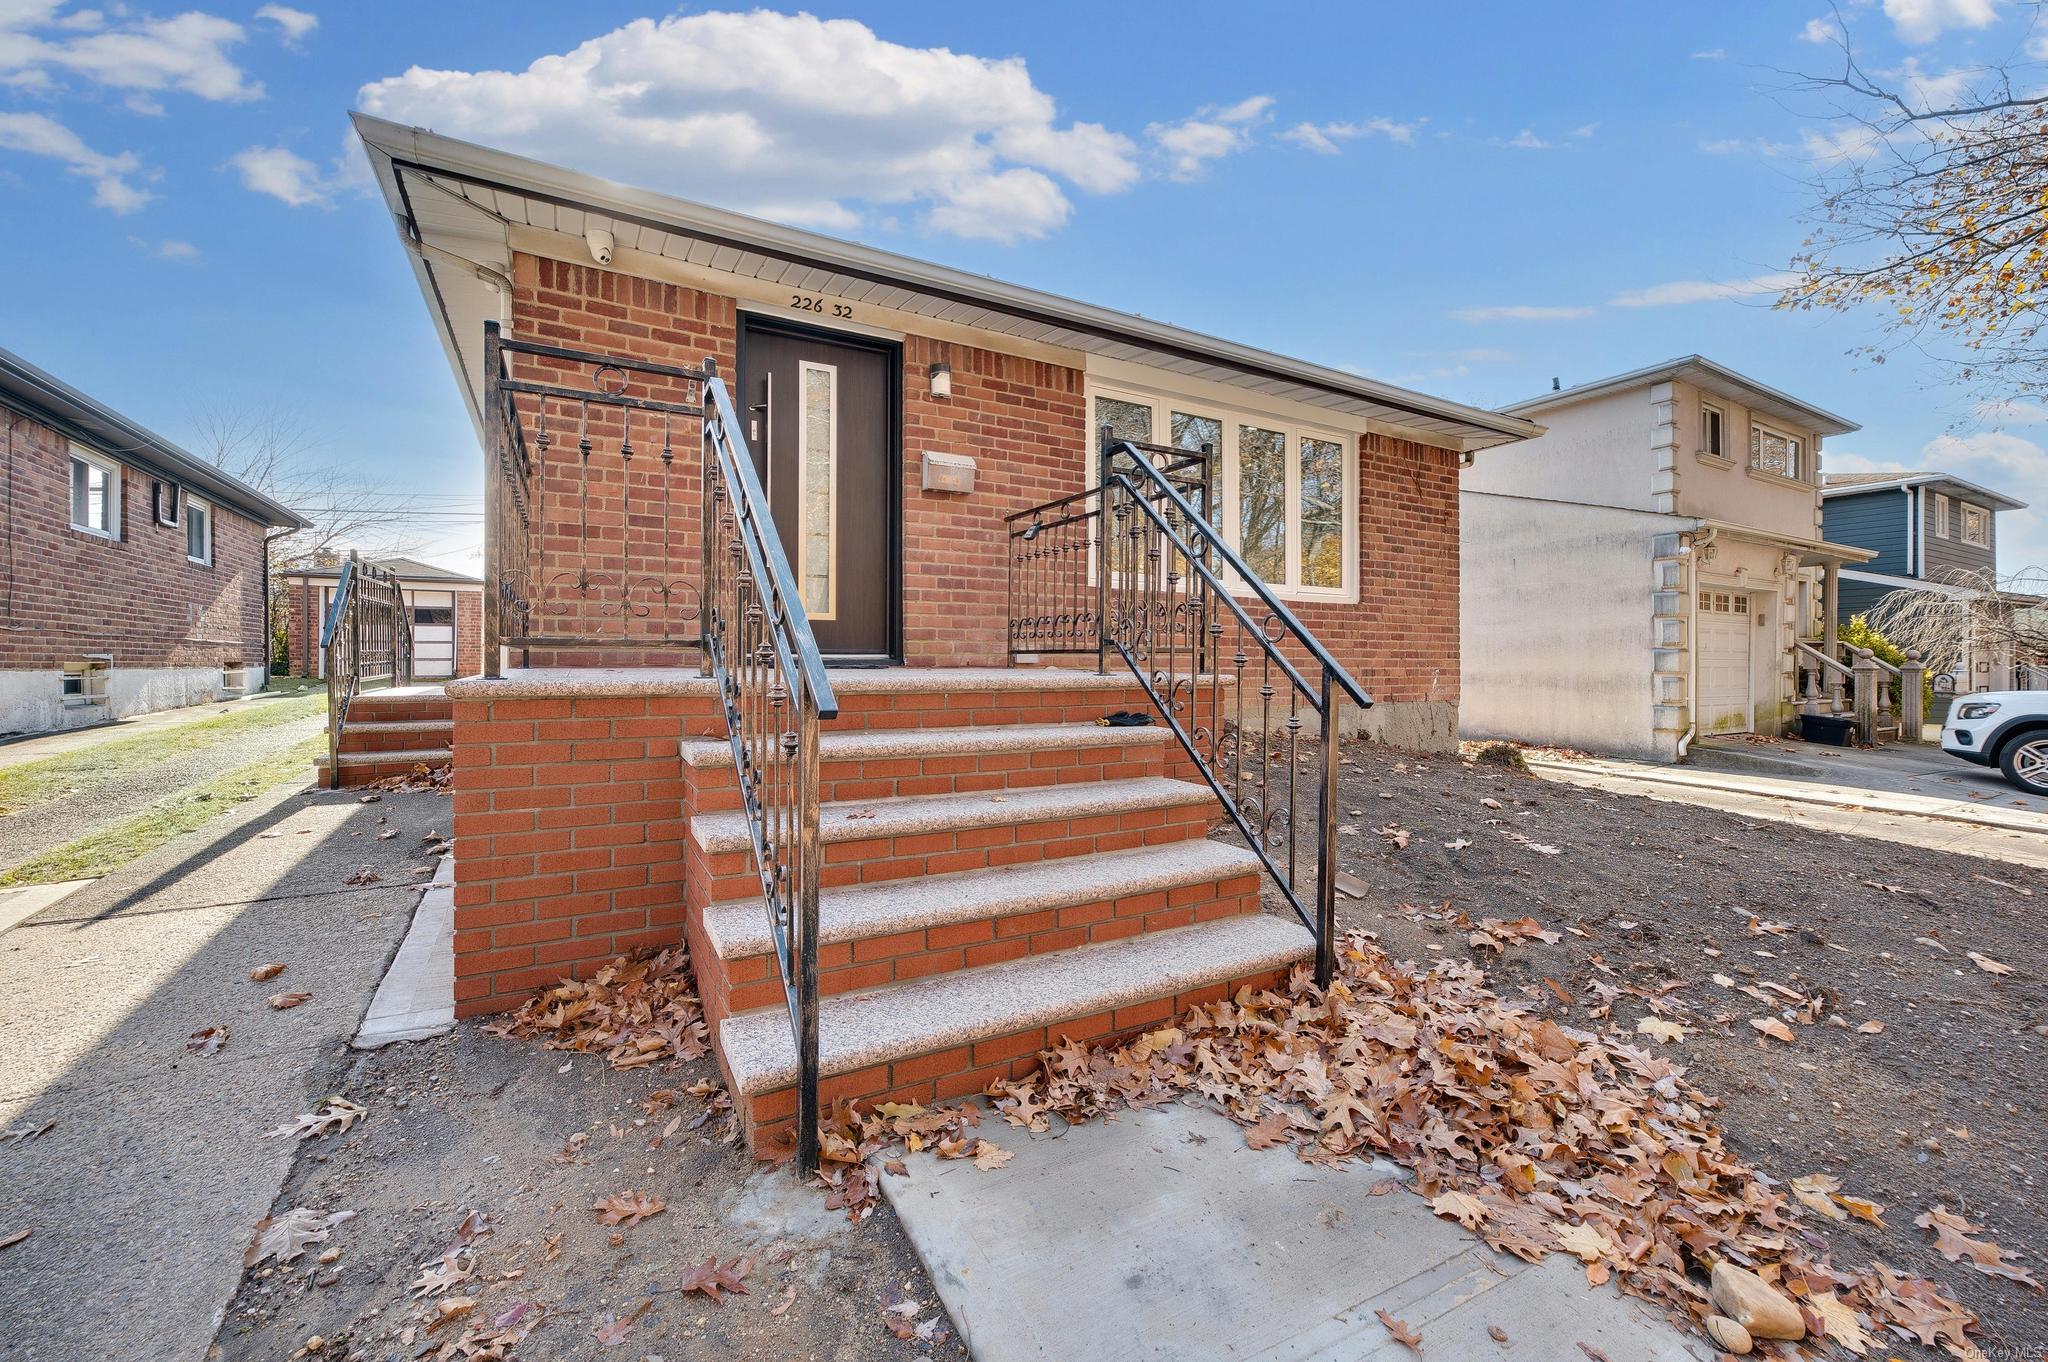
[1008,433,1370,984]
[699,362,839,1177]
[481,321,702,672]
[321,551,413,789]
[480,323,836,1177]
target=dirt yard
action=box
[212,1019,962,1362]
[1329,741,2047,1354]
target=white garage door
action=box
[410,590,456,679]
[1697,590,1753,734]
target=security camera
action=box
[585,226,615,267]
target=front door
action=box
[736,320,897,661]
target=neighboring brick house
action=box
[0,345,306,735]
[1822,471,2032,691]
[354,116,1539,1148]
[280,556,484,680]
[1461,357,1875,760]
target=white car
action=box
[1941,690,2048,796]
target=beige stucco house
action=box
[1460,356,1875,760]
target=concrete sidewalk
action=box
[884,1101,1704,1362]
[1688,733,2048,819]
[0,779,444,1362]
[0,686,319,771]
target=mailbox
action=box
[922,451,976,494]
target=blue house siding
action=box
[1836,576,1904,623]
[1822,489,1911,575]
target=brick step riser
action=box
[676,688,1173,738]
[701,872,1262,1020]
[317,755,451,786]
[340,728,455,754]
[683,743,1167,812]
[349,699,455,724]
[735,964,1291,1146]
[689,800,1219,904]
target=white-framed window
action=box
[1960,502,1990,548]
[61,657,110,708]
[1933,492,1953,539]
[152,479,180,526]
[1700,404,1725,459]
[1089,386,1356,599]
[185,496,212,565]
[68,444,120,538]
[1748,423,1805,481]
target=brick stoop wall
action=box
[448,666,1313,1149]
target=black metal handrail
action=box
[1011,435,1369,983]
[321,550,413,789]
[699,361,838,1178]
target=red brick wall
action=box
[0,398,268,674]
[499,253,1462,717]
[455,588,483,678]
[449,688,711,1016]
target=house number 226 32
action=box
[790,293,853,319]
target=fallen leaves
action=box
[1467,915,1562,953]
[591,1192,665,1229]
[267,991,312,1010]
[1377,825,1412,850]
[1914,1205,2042,1287]
[1428,1189,1488,1230]
[249,962,288,982]
[483,947,709,1070]
[677,1255,751,1304]
[1748,1016,1797,1044]
[185,1026,227,1056]
[1967,951,2013,976]
[245,1208,354,1268]
[265,1096,366,1141]
[591,1297,652,1344]
[1634,1017,1687,1045]
[0,1118,53,1144]
[1375,1308,1422,1351]
[0,1228,29,1251]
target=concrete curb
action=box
[1527,756,2048,835]
[352,852,455,1048]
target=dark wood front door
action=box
[736,319,898,661]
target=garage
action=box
[1697,590,1753,734]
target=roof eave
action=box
[1504,354,1860,438]
[349,113,1544,452]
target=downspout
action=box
[1676,526,1715,761]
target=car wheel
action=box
[1999,732,2048,796]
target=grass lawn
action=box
[0,732,324,886]
[0,687,326,816]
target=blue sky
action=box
[3,0,2046,572]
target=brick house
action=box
[0,345,306,736]
[280,556,485,680]
[354,115,1538,1155]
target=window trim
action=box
[1959,500,1990,548]
[1933,491,1953,540]
[185,495,213,566]
[1699,403,1726,461]
[1746,421,1807,484]
[1087,381,1359,602]
[68,444,121,539]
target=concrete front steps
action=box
[316,684,453,788]
[676,668,1311,1145]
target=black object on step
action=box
[1096,710,1155,728]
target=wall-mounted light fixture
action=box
[928,361,952,400]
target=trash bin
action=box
[1799,713,1856,746]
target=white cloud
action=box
[1923,429,2048,483]
[1974,398,2048,424]
[1609,271,1801,307]
[254,4,317,47]
[0,8,260,101]
[1504,128,1552,149]
[1449,303,1596,323]
[1884,0,2000,44]
[358,11,1143,243]
[1571,121,1600,139]
[0,110,148,211]
[1800,15,1842,43]
[1279,117,1421,154]
[1799,124,1884,163]
[230,144,336,207]
[1692,48,1727,59]
[1146,94,1272,180]
[154,237,199,261]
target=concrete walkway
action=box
[352,852,454,1048]
[884,1101,1704,1362]
[1688,733,2048,819]
[0,778,443,1362]
[0,686,318,771]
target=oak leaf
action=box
[678,1255,751,1304]
[1748,1016,1796,1044]
[267,991,312,1010]
[1375,1309,1422,1351]
[1429,1189,1489,1230]
[592,1192,665,1228]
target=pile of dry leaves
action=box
[482,948,709,1070]
[926,930,1999,1360]
[365,763,453,794]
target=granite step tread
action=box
[703,839,1260,960]
[681,721,1170,770]
[717,914,1312,1095]
[342,718,454,733]
[316,747,453,767]
[688,777,1216,855]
